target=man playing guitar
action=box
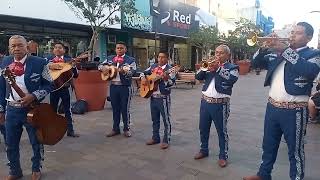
[99,41,136,138]
[47,42,79,137]
[140,50,176,149]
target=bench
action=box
[175,72,196,88]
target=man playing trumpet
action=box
[194,45,239,168]
[99,41,136,138]
[243,22,320,180]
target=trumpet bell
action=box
[247,32,258,46]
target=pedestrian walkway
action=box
[1,71,319,180]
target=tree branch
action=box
[98,7,119,27]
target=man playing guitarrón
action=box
[0,35,53,180]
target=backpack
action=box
[71,99,88,114]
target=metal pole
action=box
[155,15,157,55]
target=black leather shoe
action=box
[67,132,80,138]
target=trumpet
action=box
[200,58,220,72]
[246,32,289,47]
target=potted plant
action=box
[63,0,136,111]
[236,59,251,75]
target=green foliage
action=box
[187,26,220,58]
[221,18,262,60]
[62,0,136,59]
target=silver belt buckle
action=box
[8,101,23,108]
[111,81,122,85]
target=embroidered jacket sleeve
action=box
[163,69,176,88]
[282,47,320,80]
[123,58,136,78]
[252,48,271,69]
[32,62,53,101]
[217,65,239,85]
[164,73,176,88]
[195,69,208,80]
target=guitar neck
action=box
[11,82,26,98]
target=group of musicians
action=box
[0,21,320,180]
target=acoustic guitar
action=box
[49,51,89,92]
[1,68,67,145]
[100,64,118,81]
[140,66,179,98]
[100,63,133,81]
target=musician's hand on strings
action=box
[122,65,130,74]
[20,94,36,107]
[100,65,110,73]
[0,113,5,125]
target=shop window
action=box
[108,35,116,44]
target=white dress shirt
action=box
[202,77,230,98]
[268,46,309,102]
[7,55,29,102]
[111,54,126,82]
[153,64,168,95]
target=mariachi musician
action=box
[243,22,320,180]
[0,35,52,180]
[140,50,176,149]
[99,41,136,138]
[194,45,239,168]
[47,42,79,138]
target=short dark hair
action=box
[116,41,127,47]
[158,50,169,58]
[297,22,314,37]
[54,42,65,49]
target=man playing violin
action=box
[0,35,53,180]
[47,42,79,138]
[194,45,239,168]
[140,50,176,149]
[243,22,320,180]
[99,41,136,138]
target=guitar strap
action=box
[6,56,28,101]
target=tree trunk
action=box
[88,30,99,61]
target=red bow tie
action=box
[9,61,25,76]
[52,56,64,63]
[113,55,124,64]
[153,66,164,75]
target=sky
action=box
[238,0,320,47]
[261,0,320,29]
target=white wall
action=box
[0,0,120,29]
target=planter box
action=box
[236,60,251,75]
[74,70,108,111]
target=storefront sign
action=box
[122,0,152,31]
[152,1,199,37]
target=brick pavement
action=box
[0,71,320,180]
